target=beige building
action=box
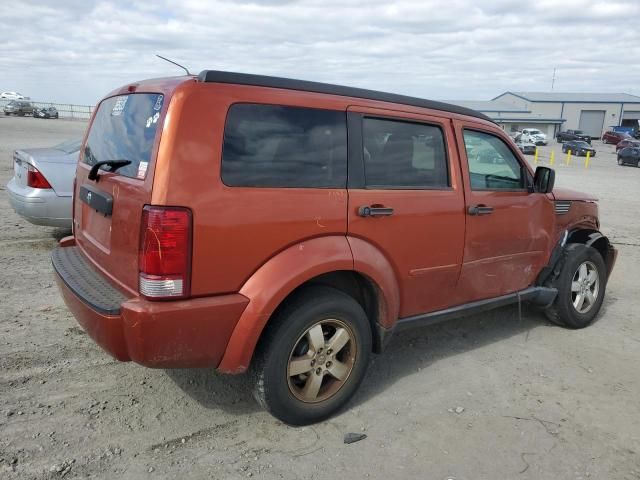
[451,92,640,139]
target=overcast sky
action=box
[2,0,639,105]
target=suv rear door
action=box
[453,120,555,302]
[73,92,166,295]
[346,107,466,317]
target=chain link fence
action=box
[0,98,94,120]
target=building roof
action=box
[197,70,492,122]
[494,91,640,103]
[446,100,529,113]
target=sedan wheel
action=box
[618,156,624,166]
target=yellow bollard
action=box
[534,147,539,164]
[585,151,591,169]
[566,149,572,166]
[550,150,555,166]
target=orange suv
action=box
[53,71,617,425]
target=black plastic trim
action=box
[197,70,492,122]
[52,246,126,315]
[79,184,113,217]
[346,111,365,189]
[536,233,567,286]
[394,286,557,333]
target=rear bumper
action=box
[7,178,72,228]
[53,244,249,368]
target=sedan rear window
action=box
[81,93,164,179]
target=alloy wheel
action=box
[571,261,600,314]
[287,319,357,403]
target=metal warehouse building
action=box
[451,92,640,139]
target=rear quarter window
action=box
[221,104,347,188]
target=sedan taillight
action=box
[139,206,192,299]
[26,164,52,189]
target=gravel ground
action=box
[1,116,639,479]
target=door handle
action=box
[358,205,394,217]
[468,204,494,216]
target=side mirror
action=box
[533,166,555,193]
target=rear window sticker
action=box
[152,112,160,124]
[146,116,153,128]
[137,161,148,178]
[111,96,128,116]
[153,95,164,111]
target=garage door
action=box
[579,110,606,138]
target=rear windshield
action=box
[81,93,164,179]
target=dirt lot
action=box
[1,116,639,479]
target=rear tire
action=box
[251,286,372,425]
[545,244,606,329]
[618,156,624,165]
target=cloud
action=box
[1,0,639,104]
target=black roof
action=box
[197,70,492,122]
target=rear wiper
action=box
[87,160,132,182]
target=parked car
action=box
[515,138,537,154]
[615,139,640,152]
[617,146,640,167]
[0,91,24,100]
[602,130,632,144]
[34,106,59,119]
[561,140,596,157]
[52,71,617,426]
[6,138,81,228]
[556,129,591,144]
[3,100,34,116]
[520,128,547,145]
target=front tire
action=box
[545,244,606,329]
[251,286,372,425]
[618,156,624,165]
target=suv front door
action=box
[453,121,555,303]
[346,107,466,317]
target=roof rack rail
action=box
[197,70,491,122]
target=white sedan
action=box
[0,91,25,100]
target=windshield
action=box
[54,139,82,154]
[573,130,584,134]
[528,130,542,135]
[573,141,590,147]
[81,93,164,179]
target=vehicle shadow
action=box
[164,367,259,416]
[51,227,72,241]
[351,305,549,406]
[165,298,615,418]
[352,297,614,407]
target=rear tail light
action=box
[26,164,52,189]
[139,206,192,299]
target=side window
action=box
[463,130,525,190]
[221,104,347,188]
[362,117,449,188]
